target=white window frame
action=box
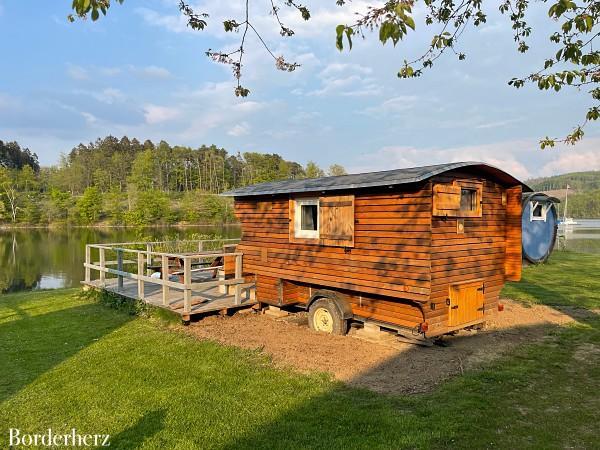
[294,198,319,239]
[530,201,548,222]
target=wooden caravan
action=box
[222,162,531,340]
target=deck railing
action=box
[84,239,246,315]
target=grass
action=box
[502,251,600,309]
[0,253,598,449]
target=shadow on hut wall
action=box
[220,312,599,449]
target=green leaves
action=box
[68,0,123,22]
[223,20,240,32]
[335,25,354,51]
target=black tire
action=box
[308,298,348,335]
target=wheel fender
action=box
[306,290,353,320]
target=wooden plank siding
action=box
[234,169,522,338]
[426,170,518,336]
[235,184,433,328]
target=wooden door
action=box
[448,281,484,327]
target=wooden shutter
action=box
[319,195,354,247]
[504,186,522,281]
[433,184,461,216]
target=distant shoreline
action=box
[0,223,241,231]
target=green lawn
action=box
[502,251,600,309]
[0,252,599,449]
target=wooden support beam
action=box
[146,243,153,276]
[85,245,91,283]
[99,247,106,286]
[162,254,169,306]
[117,249,124,291]
[234,253,243,305]
[183,257,192,315]
[137,252,145,301]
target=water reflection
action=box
[0,226,241,294]
[556,219,600,254]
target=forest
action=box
[528,171,600,218]
[0,137,345,226]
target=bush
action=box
[77,186,103,224]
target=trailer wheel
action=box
[308,298,348,335]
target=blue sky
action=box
[0,0,599,179]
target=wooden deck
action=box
[83,239,256,322]
[84,277,256,319]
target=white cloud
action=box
[227,122,251,137]
[135,7,192,34]
[99,66,122,76]
[538,148,600,177]
[143,104,180,124]
[74,87,125,105]
[348,138,600,180]
[81,112,98,125]
[66,64,89,81]
[320,63,373,77]
[475,118,523,129]
[134,65,172,79]
[362,95,420,116]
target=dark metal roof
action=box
[522,192,561,204]
[221,161,532,197]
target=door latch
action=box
[451,305,459,310]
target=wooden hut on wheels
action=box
[223,162,530,342]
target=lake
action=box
[0,221,598,294]
[556,219,600,254]
[0,225,241,294]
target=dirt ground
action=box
[186,300,596,395]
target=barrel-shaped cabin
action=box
[223,162,530,340]
[521,192,560,264]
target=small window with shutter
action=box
[433,181,482,217]
[294,198,319,239]
[289,195,354,247]
[319,195,354,247]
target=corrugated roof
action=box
[221,161,532,197]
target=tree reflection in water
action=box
[0,226,241,293]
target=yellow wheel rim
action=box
[313,307,334,333]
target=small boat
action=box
[559,184,578,227]
[559,217,578,226]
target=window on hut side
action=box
[530,201,547,222]
[460,188,478,213]
[433,181,482,218]
[294,198,319,239]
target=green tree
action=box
[0,197,6,221]
[181,190,202,223]
[198,195,235,223]
[77,187,103,224]
[104,189,126,224]
[22,194,42,224]
[127,190,170,225]
[305,161,325,179]
[48,188,72,222]
[328,164,347,176]
[0,168,20,223]
[129,149,156,191]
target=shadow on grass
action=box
[109,409,167,449]
[0,302,132,403]
[220,314,600,449]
